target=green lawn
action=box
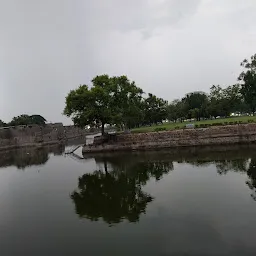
[131,116,256,133]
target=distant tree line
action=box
[64,54,256,133]
[0,114,46,127]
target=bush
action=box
[211,122,223,126]
[174,126,180,129]
[195,124,199,128]
[154,127,167,132]
[248,119,254,123]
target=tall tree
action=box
[208,85,231,118]
[223,84,243,113]
[238,54,256,115]
[144,93,168,125]
[110,76,144,129]
[64,77,113,134]
[182,92,209,121]
[167,100,179,122]
[0,119,5,127]
[64,75,144,133]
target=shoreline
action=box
[0,140,65,152]
[82,123,256,153]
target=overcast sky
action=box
[1,0,256,124]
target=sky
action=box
[1,0,256,124]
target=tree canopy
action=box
[62,52,256,131]
[238,54,256,114]
[8,114,46,126]
[64,75,158,133]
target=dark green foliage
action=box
[154,127,167,132]
[211,122,223,127]
[238,54,256,115]
[143,93,168,125]
[7,114,46,126]
[64,75,168,133]
[0,119,6,127]
[182,92,209,121]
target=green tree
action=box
[30,115,46,126]
[238,54,256,115]
[182,92,209,121]
[64,75,144,133]
[223,84,243,113]
[167,100,180,122]
[144,93,168,125]
[8,114,46,126]
[208,85,230,118]
[64,80,113,134]
[0,119,5,127]
[110,76,144,129]
[9,115,30,126]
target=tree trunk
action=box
[101,123,105,135]
[104,160,108,174]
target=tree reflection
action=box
[0,145,64,169]
[215,159,248,175]
[180,149,256,203]
[71,158,173,224]
[246,159,256,201]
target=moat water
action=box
[1,143,256,256]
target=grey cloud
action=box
[87,0,201,37]
[1,0,256,124]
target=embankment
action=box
[83,123,256,153]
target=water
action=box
[1,144,256,256]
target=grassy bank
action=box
[131,116,256,133]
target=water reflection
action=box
[72,145,256,225]
[174,145,256,203]
[71,157,173,224]
[0,145,65,169]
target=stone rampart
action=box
[0,123,87,150]
[83,124,256,153]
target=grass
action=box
[131,116,256,133]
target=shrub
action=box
[174,126,180,129]
[154,127,167,132]
[195,124,199,128]
[212,122,223,126]
[248,119,254,123]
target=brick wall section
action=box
[0,124,87,150]
[83,124,256,153]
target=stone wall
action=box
[83,123,256,153]
[0,124,87,150]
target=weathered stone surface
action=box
[0,124,87,150]
[83,124,256,153]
